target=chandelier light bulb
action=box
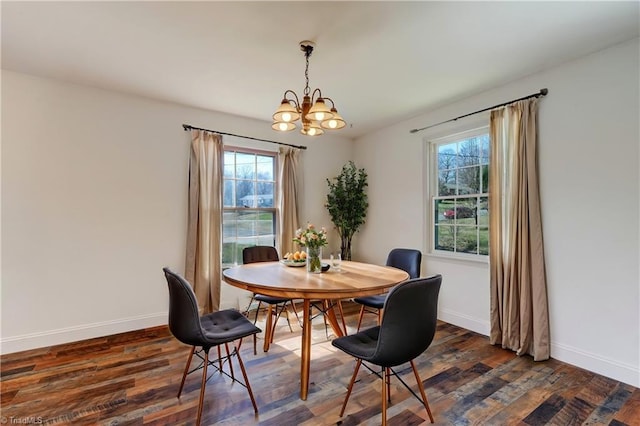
[282,112,292,122]
[308,127,317,136]
[272,121,295,132]
[321,107,346,130]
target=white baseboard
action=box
[0,312,168,355]
[437,307,639,388]
[438,307,490,336]
[551,341,640,388]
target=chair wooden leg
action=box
[410,359,434,423]
[386,367,391,402]
[322,300,330,338]
[244,294,256,318]
[235,342,259,413]
[253,300,263,324]
[290,299,302,326]
[339,359,362,417]
[217,346,223,372]
[356,305,366,331]
[177,347,195,398]
[337,300,347,334]
[381,367,388,426]
[283,302,294,332]
[196,350,210,426]
[263,304,274,352]
[250,299,259,355]
[271,303,288,341]
[377,308,384,326]
[253,334,257,356]
[225,343,235,380]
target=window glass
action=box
[223,149,277,266]
[430,130,490,258]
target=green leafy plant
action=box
[326,161,368,260]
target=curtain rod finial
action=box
[540,88,548,96]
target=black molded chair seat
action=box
[334,326,380,359]
[352,294,385,310]
[333,275,442,426]
[254,294,291,305]
[200,310,260,343]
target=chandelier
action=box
[272,41,346,136]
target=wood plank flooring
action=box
[1,307,639,425]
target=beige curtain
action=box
[185,130,223,313]
[277,147,301,256]
[489,98,550,361]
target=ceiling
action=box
[2,1,638,139]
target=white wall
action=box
[2,39,638,389]
[0,70,352,353]
[353,38,640,387]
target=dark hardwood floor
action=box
[1,305,638,425]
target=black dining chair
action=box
[163,268,260,426]
[242,246,300,353]
[353,248,422,331]
[332,274,442,425]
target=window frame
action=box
[426,125,490,262]
[222,146,278,267]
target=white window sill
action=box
[427,251,489,266]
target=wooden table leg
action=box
[301,299,311,400]
[263,304,274,352]
[323,300,345,337]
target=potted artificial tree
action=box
[325,161,368,260]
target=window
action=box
[429,128,490,258]
[223,148,277,266]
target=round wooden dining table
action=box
[222,260,409,400]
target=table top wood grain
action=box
[223,260,409,300]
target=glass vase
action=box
[306,246,323,274]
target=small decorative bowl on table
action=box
[281,259,306,267]
[282,251,307,267]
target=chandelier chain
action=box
[304,52,310,96]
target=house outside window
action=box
[223,148,277,267]
[428,127,490,259]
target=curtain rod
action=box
[182,124,307,150]
[409,88,548,134]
